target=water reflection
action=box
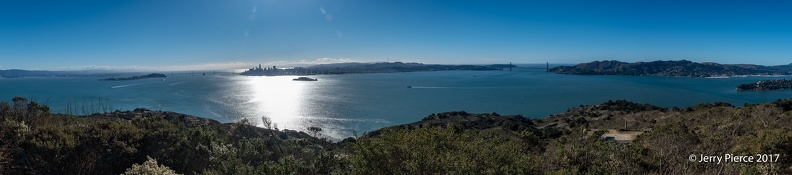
[224,75,356,140]
[245,76,307,131]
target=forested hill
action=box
[550,60,792,77]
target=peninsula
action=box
[99,73,166,81]
[240,62,500,76]
[550,60,792,77]
[737,79,792,90]
[0,69,99,78]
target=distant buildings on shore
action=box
[240,64,308,76]
[240,62,500,76]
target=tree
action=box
[261,116,273,130]
[307,126,322,137]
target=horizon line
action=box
[3,60,791,72]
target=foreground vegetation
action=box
[2,97,792,174]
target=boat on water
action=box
[293,77,318,81]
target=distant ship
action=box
[293,77,318,81]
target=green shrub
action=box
[123,157,180,175]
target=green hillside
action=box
[1,97,791,174]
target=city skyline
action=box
[3,0,792,70]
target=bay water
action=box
[2,64,792,139]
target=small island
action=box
[292,76,318,81]
[737,79,792,90]
[550,60,792,77]
[240,62,499,76]
[100,73,166,81]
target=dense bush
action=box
[0,97,332,174]
[122,157,180,175]
[340,127,540,174]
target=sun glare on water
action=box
[246,76,308,131]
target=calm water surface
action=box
[2,65,792,139]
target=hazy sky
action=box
[2,0,792,70]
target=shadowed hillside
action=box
[550,60,792,77]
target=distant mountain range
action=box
[4,62,506,78]
[0,69,150,78]
[240,62,501,76]
[550,60,792,77]
[305,62,500,73]
[0,69,70,78]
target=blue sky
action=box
[2,0,792,70]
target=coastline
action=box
[737,79,792,91]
